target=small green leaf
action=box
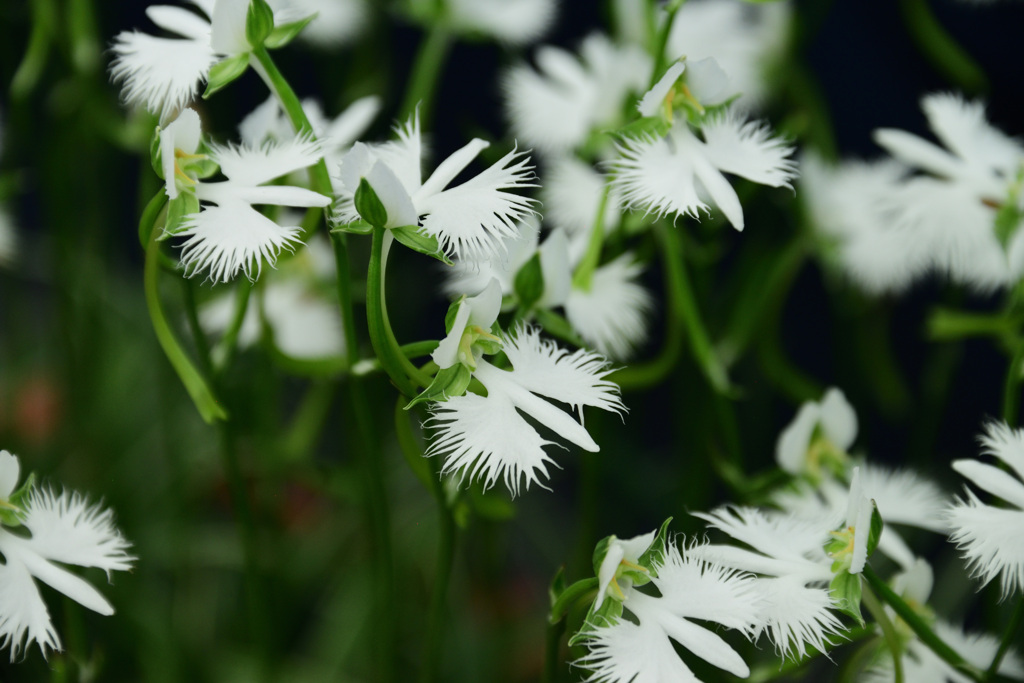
[612,116,669,142]
[636,517,673,580]
[444,297,465,335]
[0,472,35,527]
[331,219,373,235]
[392,225,453,265]
[592,535,613,577]
[149,126,163,179]
[355,178,388,228]
[866,502,884,558]
[534,308,586,347]
[994,201,1023,250]
[405,364,472,410]
[548,567,566,607]
[246,0,275,48]
[162,193,200,237]
[514,252,545,309]
[829,571,864,626]
[203,54,250,98]
[264,13,316,49]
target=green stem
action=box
[143,195,227,424]
[10,0,56,99]
[549,577,599,624]
[661,224,729,393]
[280,380,335,462]
[862,582,904,683]
[543,618,568,683]
[572,186,612,292]
[181,277,214,378]
[1002,342,1024,427]
[399,25,453,128]
[251,47,360,369]
[987,598,1024,680]
[215,280,253,375]
[421,465,456,683]
[899,0,988,94]
[862,566,991,683]
[367,228,432,395]
[648,0,686,88]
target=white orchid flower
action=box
[0,451,134,661]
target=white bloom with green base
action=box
[775,387,857,477]
[0,451,134,661]
[949,421,1024,599]
[577,539,761,683]
[334,116,536,261]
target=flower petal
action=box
[0,552,59,661]
[21,489,134,574]
[211,133,325,187]
[0,450,20,499]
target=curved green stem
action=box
[214,280,253,375]
[543,617,568,683]
[899,0,988,94]
[10,0,56,99]
[572,186,612,292]
[549,577,599,624]
[863,566,992,683]
[987,599,1024,680]
[400,24,453,128]
[862,582,904,683]
[648,0,686,88]
[1002,342,1024,427]
[367,228,430,395]
[143,194,227,424]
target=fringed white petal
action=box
[610,131,709,222]
[418,147,537,260]
[577,618,700,683]
[750,576,842,660]
[211,133,325,187]
[0,555,59,661]
[948,489,1024,598]
[20,488,134,574]
[374,115,423,195]
[853,464,948,532]
[700,111,797,188]
[9,538,114,615]
[566,254,652,360]
[426,391,558,497]
[922,93,1023,180]
[109,32,218,122]
[693,506,831,568]
[979,421,1024,481]
[541,156,618,236]
[178,203,303,282]
[498,326,624,416]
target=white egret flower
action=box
[0,451,134,661]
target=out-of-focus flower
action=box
[801,153,929,294]
[948,421,1024,598]
[267,0,368,48]
[775,387,857,478]
[446,0,557,45]
[0,451,134,661]
[334,115,536,261]
[872,93,1024,291]
[665,0,790,111]
[503,34,651,155]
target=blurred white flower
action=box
[426,324,624,495]
[334,115,536,261]
[873,93,1024,291]
[541,156,622,237]
[446,0,557,45]
[610,109,796,231]
[577,539,761,683]
[948,421,1024,599]
[0,450,134,661]
[775,387,857,477]
[801,153,929,294]
[503,34,651,155]
[266,0,368,48]
[665,0,790,111]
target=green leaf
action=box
[392,225,453,265]
[203,54,249,98]
[444,297,465,335]
[355,178,388,228]
[994,200,1023,251]
[149,126,163,179]
[592,535,613,577]
[405,364,472,410]
[0,472,35,527]
[548,567,566,607]
[162,193,200,238]
[866,502,884,558]
[514,252,544,309]
[246,0,275,49]
[612,115,669,142]
[533,308,586,347]
[636,517,673,580]
[264,13,316,49]
[568,599,623,646]
[829,571,864,626]
[330,219,373,235]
